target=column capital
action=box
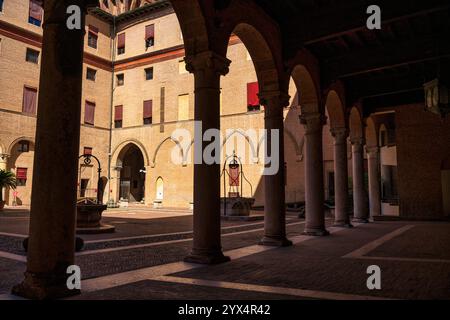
[185,51,231,77]
[300,112,326,134]
[330,127,349,143]
[0,154,10,162]
[366,146,379,156]
[259,91,291,108]
[350,137,365,146]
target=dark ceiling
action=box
[253,0,450,114]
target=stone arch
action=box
[349,106,364,141]
[7,136,35,155]
[221,22,282,98]
[287,49,321,114]
[170,0,211,56]
[324,88,346,129]
[214,0,284,73]
[222,129,258,160]
[152,137,185,166]
[366,117,378,148]
[284,128,304,161]
[111,140,150,167]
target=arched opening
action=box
[6,139,35,206]
[349,107,363,142]
[378,122,399,216]
[156,177,164,201]
[441,157,450,216]
[221,22,281,207]
[117,144,146,203]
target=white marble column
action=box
[259,92,292,247]
[12,0,92,300]
[367,146,381,218]
[351,138,369,223]
[184,51,231,264]
[331,128,352,227]
[300,112,329,236]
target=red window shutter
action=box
[22,86,37,114]
[84,101,95,125]
[145,25,155,40]
[16,168,28,180]
[143,100,153,118]
[29,0,43,21]
[83,147,93,155]
[247,82,259,107]
[118,33,126,48]
[89,25,99,35]
[115,105,123,121]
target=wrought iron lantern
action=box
[424,78,449,117]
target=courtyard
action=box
[1,207,449,300]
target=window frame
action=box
[25,48,39,64]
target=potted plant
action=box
[0,169,17,211]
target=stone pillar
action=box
[12,0,90,299]
[300,112,329,236]
[0,154,9,203]
[351,138,369,223]
[331,128,352,227]
[367,146,381,218]
[184,51,230,264]
[259,92,292,247]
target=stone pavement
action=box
[0,208,449,300]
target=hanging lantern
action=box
[424,79,449,117]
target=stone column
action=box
[351,138,369,223]
[0,154,9,203]
[366,146,381,218]
[300,112,329,236]
[12,0,90,299]
[184,51,231,264]
[331,128,352,227]
[259,92,292,247]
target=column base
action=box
[333,222,354,228]
[302,227,330,236]
[12,272,80,300]
[353,218,370,223]
[259,236,293,247]
[184,251,230,265]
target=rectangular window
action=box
[83,147,93,155]
[16,168,28,186]
[28,0,43,27]
[116,74,124,86]
[117,33,125,55]
[86,68,97,81]
[178,94,189,121]
[18,141,30,153]
[22,86,37,115]
[145,67,154,80]
[247,82,260,112]
[88,25,98,49]
[84,101,95,125]
[179,60,188,74]
[143,100,153,125]
[145,24,155,49]
[26,48,39,63]
[114,105,123,128]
